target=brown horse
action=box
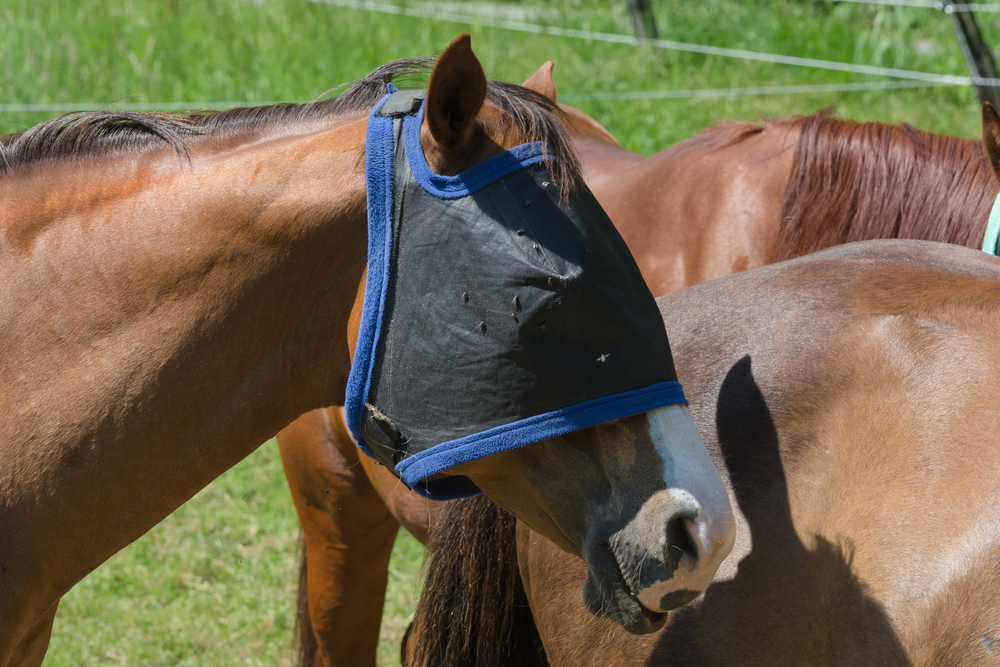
[282,66,1000,666]
[0,36,735,666]
[413,238,1000,666]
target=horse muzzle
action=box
[582,459,736,634]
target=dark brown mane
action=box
[402,495,545,667]
[0,57,580,191]
[774,109,997,261]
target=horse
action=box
[281,64,1000,667]
[0,34,736,666]
[411,238,1000,666]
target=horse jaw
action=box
[583,405,736,634]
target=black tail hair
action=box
[403,495,547,666]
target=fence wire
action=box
[832,0,1000,12]
[306,0,1000,87]
[3,0,993,113]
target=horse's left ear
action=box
[425,33,488,151]
[523,61,557,102]
[983,102,1000,184]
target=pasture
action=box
[4,0,1000,664]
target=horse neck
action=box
[559,103,645,191]
[0,118,368,591]
[774,115,999,262]
[600,120,800,295]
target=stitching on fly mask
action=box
[345,85,687,500]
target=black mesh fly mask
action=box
[344,86,687,500]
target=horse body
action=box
[0,37,735,666]
[0,113,370,666]
[591,119,798,295]
[517,241,1000,666]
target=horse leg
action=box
[6,602,58,667]
[356,453,443,546]
[278,407,400,667]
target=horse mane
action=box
[0,57,580,193]
[654,116,772,160]
[773,108,998,261]
[402,495,546,667]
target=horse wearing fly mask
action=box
[0,34,734,667]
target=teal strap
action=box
[983,189,1000,255]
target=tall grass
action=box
[5,0,1000,665]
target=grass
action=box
[44,440,426,667]
[6,0,1000,664]
[5,0,1000,145]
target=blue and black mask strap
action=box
[345,84,429,474]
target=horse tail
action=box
[403,495,547,667]
[295,538,319,667]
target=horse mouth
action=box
[638,603,668,629]
[582,553,674,635]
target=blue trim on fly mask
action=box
[983,190,1000,255]
[346,84,688,501]
[403,104,549,199]
[397,381,687,497]
[344,86,397,461]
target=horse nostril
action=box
[666,516,698,565]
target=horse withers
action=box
[0,35,734,666]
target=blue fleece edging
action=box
[344,86,397,441]
[397,381,688,495]
[983,189,1000,255]
[403,103,550,200]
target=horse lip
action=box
[582,549,670,635]
[639,603,669,629]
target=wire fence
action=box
[560,79,954,102]
[832,0,1000,12]
[3,0,998,113]
[307,0,1000,87]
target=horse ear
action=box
[982,102,1000,184]
[523,61,557,102]
[425,33,488,151]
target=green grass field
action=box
[5,0,1000,664]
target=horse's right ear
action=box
[982,102,1000,184]
[523,61,557,102]
[424,33,488,152]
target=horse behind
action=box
[413,239,1000,666]
[0,35,735,666]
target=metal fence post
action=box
[625,0,658,39]
[944,1,1000,107]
